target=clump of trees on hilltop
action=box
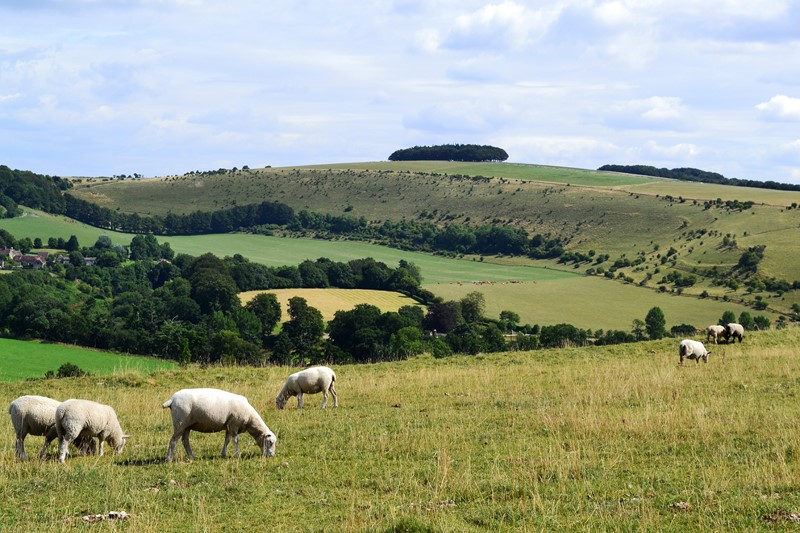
[598,164,800,192]
[388,144,508,162]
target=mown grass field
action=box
[0,338,176,381]
[239,288,422,322]
[428,278,772,331]
[1,329,798,531]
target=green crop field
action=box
[0,338,176,381]
[0,329,798,531]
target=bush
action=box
[46,362,89,379]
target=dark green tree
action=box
[283,297,324,353]
[645,306,666,340]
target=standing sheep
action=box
[55,399,128,463]
[679,339,710,366]
[163,388,277,462]
[8,395,96,460]
[276,366,338,409]
[706,325,725,344]
[725,323,745,343]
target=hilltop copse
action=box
[388,144,508,162]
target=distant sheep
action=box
[163,388,277,462]
[8,395,96,460]
[276,366,338,409]
[55,399,128,463]
[725,323,744,343]
[679,339,710,366]
[706,325,725,344]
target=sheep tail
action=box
[162,399,173,409]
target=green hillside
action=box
[60,162,800,318]
[0,208,781,330]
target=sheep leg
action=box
[166,433,179,462]
[221,433,230,457]
[297,392,304,409]
[39,435,56,460]
[15,435,27,461]
[57,436,70,464]
[321,390,328,409]
[330,383,338,407]
[98,439,105,456]
[182,431,194,460]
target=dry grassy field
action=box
[1,329,798,531]
[239,288,422,321]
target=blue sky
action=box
[1,1,799,183]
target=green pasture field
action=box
[239,288,422,322]
[0,338,176,381]
[0,329,798,531]
[426,277,776,330]
[0,209,573,285]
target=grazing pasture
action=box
[0,329,798,531]
[0,338,176,381]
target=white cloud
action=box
[442,2,562,50]
[756,95,800,121]
[642,140,700,159]
[605,97,690,130]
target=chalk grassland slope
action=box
[66,163,800,283]
[0,209,782,328]
[0,329,798,531]
[239,288,421,322]
[429,278,762,331]
[0,338,176,381]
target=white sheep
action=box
[55,399,128,463]
[706,324,725,344]
[162,388,277,462]
[8,395,96,460]
[276,366,338,409]
[725,322,745,343]
[679,339,710,366]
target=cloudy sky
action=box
[1,1,799,182]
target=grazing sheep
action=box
[55,399,128,463]
[706,325,726,344]
[276,366,338,409]
[679,339,710,366]
[724,322,745,343]
[8,395,96,460]
[163,388,277,462]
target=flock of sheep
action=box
[9,324,744,462]
[679,322,745,366]
[8,366,337,463]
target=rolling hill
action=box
[61,162,800,319]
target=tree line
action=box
[388,144,509,162]
[1,230,778,369]
[598,164,800,193]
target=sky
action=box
[1,1,799,183]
